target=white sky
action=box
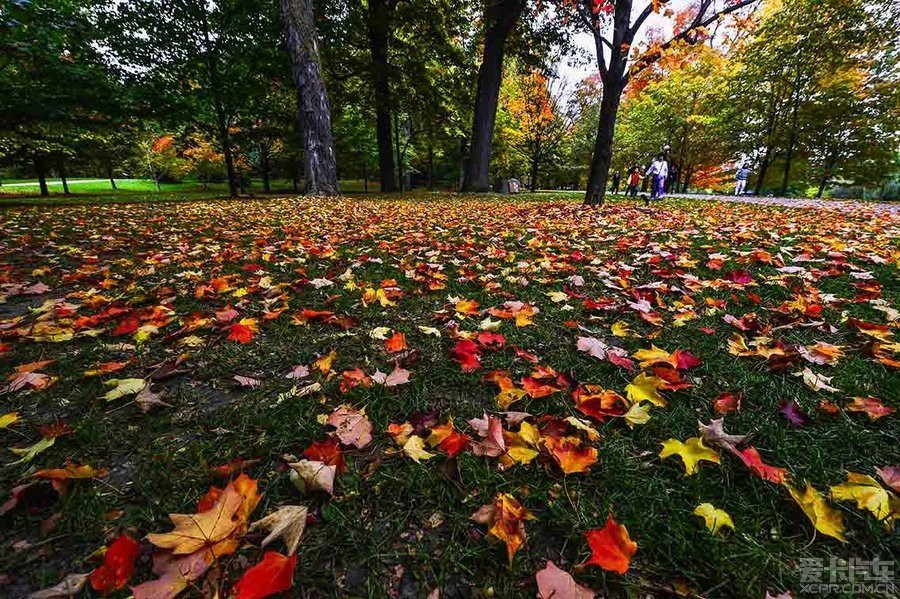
[555,0,695,88]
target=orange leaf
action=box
[384,332,408,353]
[584,514,637,574]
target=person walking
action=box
[646,154,668,202]
[734,164,751,195]
[627,166,641,197]
[611,171,621,194]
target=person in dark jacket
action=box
[734,164,751,195]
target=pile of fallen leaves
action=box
[0,195,897,598]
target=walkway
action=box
[665,192,898,215]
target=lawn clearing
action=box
[0,193,897,598]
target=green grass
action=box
[0,178,390,206]
[0,193,897,598]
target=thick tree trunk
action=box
[368,0,397,193]
[529,151,539,192]
[282,0,340,195]
[35,156,49,197]
[461,0,525,192]
[59,157,70,195]
[584,79,623,205]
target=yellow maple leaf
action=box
[659,437,720,475]
[611,321,633,337]
[693,503,734,534]
[830,473,894,524]
[402,435,436,463]
[0,412,20,429]
[623,402,651,428]
[496,386,527,410]
[784,481,846,542]
[626,372,666,407]
[633,345,673,368]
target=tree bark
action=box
[282,0,340,195]
[584,78,623,205]
[394,111,403,193]
[529,145,540,192]
[780,90,801,196]
[59,156,70,195]
[198,8,239,197]
[816,152,836,198]
[754,89,779,195]
[260,142,271,193]
[461,0,526,192]
[35,156,49,197]
[367,0,397,193]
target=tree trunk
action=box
[461,0,525,192]
[260,142,271,193]
[682,163,693,192]
[198,10,238,197]
[427,142,434,191]
[59,157,70,195]
[780,67,803,196]
[35,156,49,197]
[394,111,403,193]
[107,161,117,190]
[584,79,623,205]
[816,152,836,198]
[529,151,539,192]
[780,99,800,196]
[282,0,340,195]
[367,0,397,193]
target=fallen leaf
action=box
[583,514,637,574]
[102,378,147,402]
[249,505,308,555]
[27,573,89,599]
[327,406,373,448]
[830,472,893,522]
[659,437,720,475]
[471,493,533,565]
[784,481,846,542]
[693,503,734,534]
[90,534,140,593]
[287,459,336,495]
[402,435,436,463]
[232,551,296,599]
[535,560,595,599]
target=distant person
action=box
[734,164,751,195]
[611,171,621,194]
[646,154,668,201]
[667,163,679,193]
[627,166,641,197]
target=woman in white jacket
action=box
[646,154,668,201]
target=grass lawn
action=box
[0,192,897,598]
[0,179,383,204]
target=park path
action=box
[665,192,899,215]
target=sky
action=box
[555,0,695,90]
